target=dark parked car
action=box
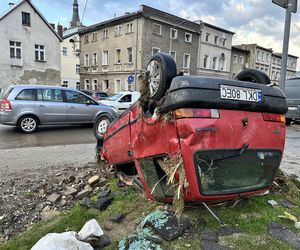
[94,53,287,204]
[80,89,109,101]
[285,77,300,125]
[0,85,117,133]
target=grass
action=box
[1,178,300,250]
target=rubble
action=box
[88,175,100,185]
[93,196,114,211]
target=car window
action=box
[65,90,97,105]
[285,79,300,99]
[120,94,132,102]
[0,86,14,99]
[107,93,123,101]
[39,89,63,102]
[15,89,36,101]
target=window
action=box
[62,47,68,56]
[103,29,108,39]
[76,82,80,90]
[233,55,238,63]
[115,25,122,36]
[114,79,121,92]
[239,56,244,64]
[127,47,133,63]
[153,23,162,35]
[203,55,209,68]
[85,79,90,89]
[205,33,210,42]
[93,79,98,90]
[152,47,160,56]
[222,38,226,47]
[170,28,177,39]
[116,49,121,64]
[219,53,225,71]
[92,32,97,42]
[183,54,190,68]
[266,53,270,62]
[102,51,109,65]
[76,64,80,74]
[262,52,265,62]
[185,33,192,43]
[22,12,30,26]
[62,81,68,87]
[214,36,218,44]
[84,35,89,43]
[15,89,35,101]
[35,44,45,61]
[170,51,176,62]
[127,23,133,33]
[9,41,21,59]
[256,51,260,61]
[120,94,132,103]
[212,57,217,69]
[65,91,96,105]
[84,53,89,67]
[39,89,63,102]
[103,80,109,91]
[92,52,97,65]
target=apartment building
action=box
[230,46,250,79]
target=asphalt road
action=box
[0,123,299,178]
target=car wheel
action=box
[286,118,292,125]
[18,115,38,133]
[93,114,113,140]
[146,52,177,101]
[235,69,271,85]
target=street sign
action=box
[272,0,297,13]
[128,75,134,83]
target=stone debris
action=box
[93,196,114,211]
[267,200,278,208]
[64,186,78,197]
[98,189,111,198]
[280,199,296,209]
[75,189,92,200]
[88,175,100,185]
[109,214,125,223]
[47,193,61,203]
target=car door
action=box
[117,94,132,112]
[64,90,97,123]
[36,88,68,124]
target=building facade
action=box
[79,5,234,94]
[0,0,62,90]
[230,46,250,79]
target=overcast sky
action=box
[1,0,300,69]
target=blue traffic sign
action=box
[128,75,134,83]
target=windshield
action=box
[285,79,300,99]
[107,93,123,101]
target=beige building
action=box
[230,46,250,79]
[78,5,234,94]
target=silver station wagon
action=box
[0,85,117,133]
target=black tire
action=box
[146,52,177,101]
[235,69,271,85]
[93,114,113,140]
[285,118,292,125]
[17,115,39,133]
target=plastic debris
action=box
[78,219,104,240]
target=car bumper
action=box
[0,111,16,125]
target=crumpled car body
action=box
[99,76,287,204]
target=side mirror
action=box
[118,99,123,103]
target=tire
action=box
[146,52,177,101]
[17,115,38,133]
[235,69,271,85]
[285,118,292,125]
[93,114,113,140]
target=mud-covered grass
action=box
[1,175,300,250]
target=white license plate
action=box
[288,106,297,110]
[220,85,262,102]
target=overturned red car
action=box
[94,53,287,204]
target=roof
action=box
[203,22,235,35]
[232,45,250,53]
[63,26,85,39]
[273,52,298,59]
[0,0,62,42]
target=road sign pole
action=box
[280,0,293,92]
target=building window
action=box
[84,53,89,67]
[239,56,244,64]
[9,41,21,59]
[127,23,133,33]
[22,12,30,26]
[170,51,176,62]
[262,52,265,62]
[212,57,217,69]
[222,38,226,47]
[115,25,122,36]
[127,47,133,63]
[153,23,162,35]
[85,79,90,90]
[266,53,270,62]
[205,33,210,42]
[93,79,98,90]
[102,50,109,65]
[116,49,121,64]
[62,47,68,56]
[256,50,260,61]
[183,54,190,68]
[203,55,209,68]
[170,28,178,39]
[76,82,80,90]
[103,29,108,39]
[114,79,121,92]
[233,54,238,63]
[214,36,218,44]
[35,44,45,61]
[152,47,160,56]
[76,64,80,74]
[219,53,225,71]
[62,81,68,87]
[185,33,192,43]
[103,80,109,91]
[84,35,89,43]
[92,52,97,66]
[92,32,97,42]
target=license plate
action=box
[220,85,262,102]
[288,106,297,110]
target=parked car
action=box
[80,89,109,101]
[100,91,141,114]
[285,77,300,125]
[0,85,117,133]
[94,53,287,204]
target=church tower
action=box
[70,0,81,28]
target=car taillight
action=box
[174,108,219,119]
[262,113,285,123]
[0,100,12,111]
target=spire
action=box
[70,0,80,28]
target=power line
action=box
[81,0,88,24]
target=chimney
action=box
[57,24,63,38]
[50,23,55,30]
